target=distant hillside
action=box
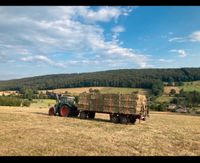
[0,68,200,91]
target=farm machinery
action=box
[48,92,149,124]
[48,95,79,117]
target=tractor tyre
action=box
[59,105,70,117]
[48,106,56,116]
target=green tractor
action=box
[48,95,79,117]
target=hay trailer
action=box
[77,92,149,124]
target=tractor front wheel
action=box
[48,106,55,116]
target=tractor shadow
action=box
[31,112,49,116]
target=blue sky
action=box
[0,6,200,80]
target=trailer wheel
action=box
[48,106,55,116]
[88,112,95,119]
[59,105,70,117]
[130,116,136,124]
[110,114,119,123]
[119,115,128,124]
[80,111,87,119]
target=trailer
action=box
[77,92,149,124]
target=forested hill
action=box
[0,68,200,91]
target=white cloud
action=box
[0,6,150,73]
[188,31,200,42]
[90,7,133,22]
[170,49,187,58]
[168,37,186,42]
[81,7,121,22]
[21,55,66,68]
[169,30,200,42]
[158,59,174,63]
[21,55,50,62]
[112,25,125,33]
[111,25,125,42]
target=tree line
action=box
[171,89,200,107]
[0,68,200,91]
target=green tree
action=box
[169,89,176,96]
[22,99,31,107]
[151,81,164,96]
[168,77,174,86]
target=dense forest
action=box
[0,68,200,91]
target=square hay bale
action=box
[78,92,147,114]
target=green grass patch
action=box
[31,99,56,108]
[0,96,22,106]
[179,81,200,92]
[155,95,174,103]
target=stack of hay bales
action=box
[78,92,147,114]
[78,92,91,110]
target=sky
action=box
[0,6,200,80]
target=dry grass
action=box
[164,86,180,94]
[40,87,105,95]
[40,87,149,96]
[0,106,200,156]
[0,91,18,96]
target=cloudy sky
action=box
[0,6,200,80]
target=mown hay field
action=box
[163,86,180,94]
[40,87,149,96]
[0,102,200,156]
[0,91,18,96]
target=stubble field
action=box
[0,101,200,156]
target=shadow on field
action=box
[66,116,110,123]
[87,118,110,123]
[31,112,49,116]
[30,111,111,123]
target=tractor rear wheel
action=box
[80,111,87,119]
[59,105,70,117]
[48,106,55,116]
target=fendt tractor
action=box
[48,95,79,117]
[48,92,149,124]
